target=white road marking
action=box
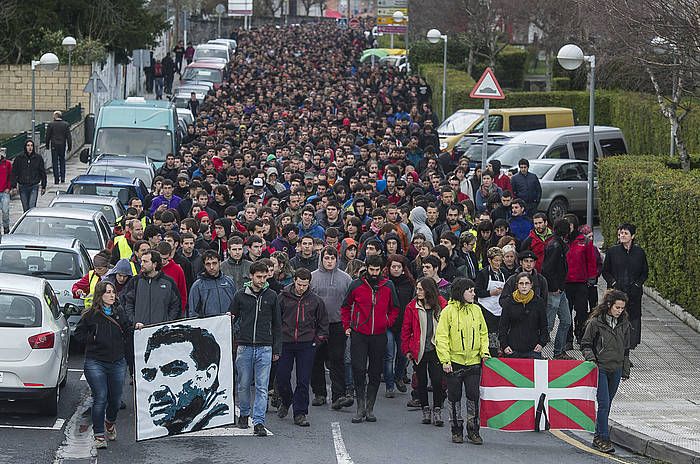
[67,368,83,372]
[53,393,97,463]
[0,418,65,431]
[331,422,353,464]
[80,374,86,381]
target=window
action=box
[600,138,627,156]
[471,116,504,132]
[555,163,586,181]
[13,217,100,250]
[44,283,61,319]
[544,145,569,159]
[0,294,41,328]
[437,112,482,136]
[509,114,547,131]
[0,248,81,279]
[572,141,601,161]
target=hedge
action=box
[409,39,470,70]
[418,63,475,120]
[469,46,528,90]
[419,64,700,155]
[598,155,700,318]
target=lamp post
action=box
[392,10,406,49]
[31,53,60,142]
[215,3,226,37]
[62,36,76,109]
[558,43,595,227]
[427,28,447,121]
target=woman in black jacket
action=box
[74,281,132,450]
[498,272,549,359]
[475,247,506,356]
[385,254,416,396]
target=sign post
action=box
[469,67,505,171]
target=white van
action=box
[487,126,628,168]
[193,43,230,64]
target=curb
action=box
[643,286,700,334]
[610,420,700,464]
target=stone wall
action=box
[0,64,92,112]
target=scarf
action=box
[512,290,534,305]
[103,305,113,316]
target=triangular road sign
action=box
[470,67,505,100]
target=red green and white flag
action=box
[479,358,598,432]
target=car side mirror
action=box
[79,148,90,164]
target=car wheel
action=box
[40,386,60,416]
[548,197,569,223]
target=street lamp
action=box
[31,52,60,142]
[427,28,447,121]
[557,43,596,227]
[392,10,407,51]
[62,36,76,109]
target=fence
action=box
[0,104,82,159]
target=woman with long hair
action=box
[475,247,506,356]
[581,289,631,454]
[498,272,549,359]
[73,281,131,450]
[474,220,494,270]
[344,216,362,242]
[402,277,448,426]
[270,251,294,287]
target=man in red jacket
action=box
[0,148,12,234]
[521,213,553,273]
[563,215,597,346]
[156,241,188,315]
[341,255,399,424]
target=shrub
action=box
[409,39,470,71]
[598,155,700,318]
[470,46,528,90]
[552,77,570,91]
[418,64,475,119]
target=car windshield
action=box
[51,201,117,224]
[194,47,228,61]
[182,67,223,83]
[69,184,133,206]
[0,293,41,328]
[14,217,100,250]
[87,165,153,188]
[0,248,81,279]
[94,128,172,161]
[438,112,482,136]
[488,143,547,168]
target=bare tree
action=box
[462,0,515,68]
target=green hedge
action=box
[598,155,700,318]
[470,46,528,90]
[418,63,475,120]
[409,39,470,70]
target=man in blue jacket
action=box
[511,158,542,217]
[188,250,237,317]
[508,199,534,242]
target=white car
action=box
[0,274,70,416]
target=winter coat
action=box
[188,271,237,317]
[498,294,550,353]
[521,228,553,273]
[581,312,631,377]
[0,159,11,192]
[45,119,72,150]
[297,221,325,240]
[11,151,46,189]
[602,244,648,295]
[565,234,597,283]
[341,275,400,336]
[435,299,490,367]
[162,259,188,312]
[220,257,252,289]
[229,282,281,355]
[73,304,132,363]
[311,262,352,323]
[401,296,447,363]
[511,171,542,205]
[409,206,434,246]
[542,236,569,292]
[499,269,548,307]
[389,273,415,334]
[290,252,319,273]
[277,285,329,343]
[124,271,182,325]
[509,215,534,243]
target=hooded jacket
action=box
[565,234,597,283]
[542,235,569,292]
[277,284,329,343]
[401,296,447,363]
[124,271,182,325]
[290,251,319,273]
[435,299,490,367]
[341,275,400,336]
[297,220,325,240]
[581,311,631,377]
[102,259,136,300]
[162,259,188,313]
[229,282,281,355]
[188,271,237,318]
[409,206,434,246]
[521,228,553,273]
[311,259,352,323]
[338,238,357,271]
[10,150,47,189]
[509,215,534,243]
[220,256,252,289]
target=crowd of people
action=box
[67,22,648,454]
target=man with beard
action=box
[433,205,471,244]
[521,213,553,273]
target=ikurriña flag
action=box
[479,357,598,432]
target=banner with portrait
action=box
[133,315,235,441]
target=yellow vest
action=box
[113,235,133,260]
[84,270,100,310]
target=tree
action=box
[462,0,514,69]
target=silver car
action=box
[0,273,70,416]
[0,235,93,334]
[11,207,112,259]
[517,159,599,223]
[49,194,126,227]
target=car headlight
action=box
[439,142,448,150]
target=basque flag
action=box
[479,358,598,432]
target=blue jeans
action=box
[236,345,272,426]
[384,330,396,391]
[19,184,39,212]
[0,191,9,229]
[50,145,66,183]
[83,357,126,436]
[154,77,164,99]
[276,342,316,416]
[596,368,622,440]
[547,291,572,356]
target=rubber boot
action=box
[365,385,378,422]
[352,385,366,423]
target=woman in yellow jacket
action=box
[435,277,490,445]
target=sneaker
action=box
[421,406,432,424]
[385,390,395,398]
[341,395,354,408]
[277,403,289,419]
[554,352,575,360]
[94,436,107,449]
[603,440,616,454]
[331,398,344,410]
[467,431,483,445]
[236,415,249,429]
[406,398,422,409]
[592,438,615,453]
[293,414,310,427]
[311,395,326,406]
[432,407,444,427]
[104,422,117,441]
[253,423,267,437]
[452,433,464,444]
[395,379,407,393]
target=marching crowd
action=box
[65,22,649,454]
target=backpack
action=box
[154,62,163,77]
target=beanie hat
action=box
[93,254,109,268]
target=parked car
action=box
[452,132,520,169]
[11,207,112,258]
[0,273,70,416]
[193,43,230,64]
[0,235,93,334]
[85,156,155,189]
[66,175,149,207]
[208,38,237,53]
[182,61,227,88]
[49,194,125,227]
[487,125,628,168]
[514,159,599,223]
[176,108,194,127]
